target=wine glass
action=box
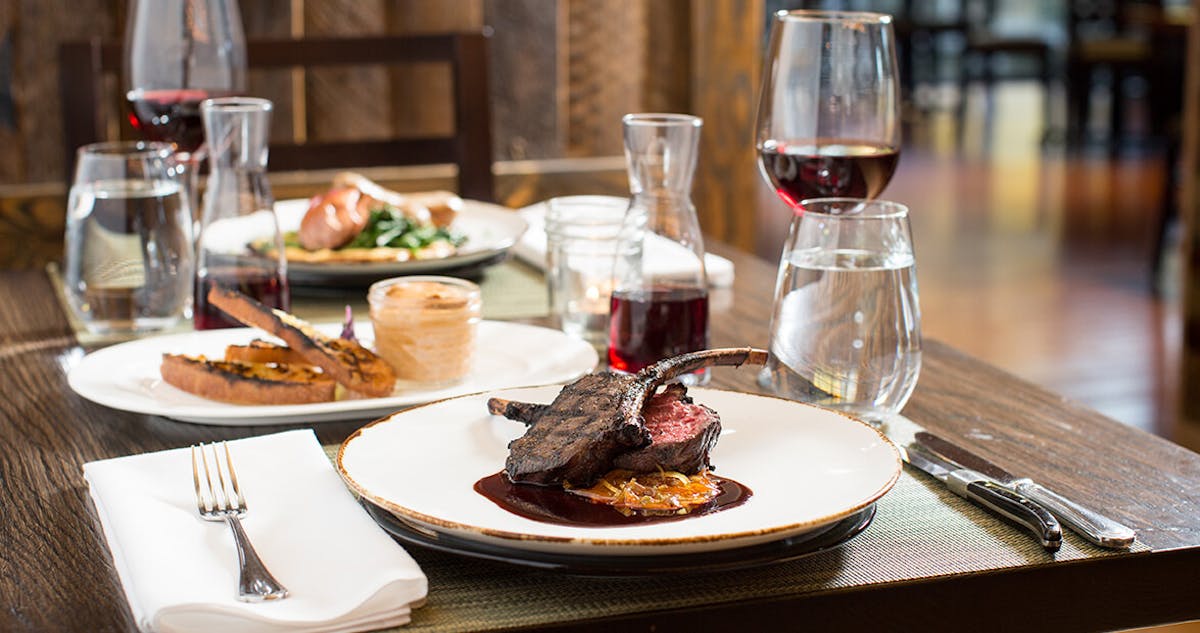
[123,0,246,215]
[755,11,901,208]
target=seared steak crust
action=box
[503,373,649,485]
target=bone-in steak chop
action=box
[492,347,767,487]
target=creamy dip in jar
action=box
[368,276,481,387]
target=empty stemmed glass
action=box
[124,0,246,217]
[755,11,901,208]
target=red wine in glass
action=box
[607,286,709,374]
[193,267,290,330]
[758,139,899,207]
[126,88,234,154]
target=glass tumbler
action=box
[544,196,627,350]
[761,198,921,424]
[63,141,193,334]
[368,275,482,388]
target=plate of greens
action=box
[264,198,527,285]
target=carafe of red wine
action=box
[608,113,710,383]
[193,97,289,329]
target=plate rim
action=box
[337,386,902,550]
[66,321,597,424]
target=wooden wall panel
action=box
[0,2,22,184]
[643,0,692,114]
[304,0,390,142]
[485,0,565,160]
[690,0,763,252]
[1179,2,1200,426]
[4,0,121,185]
[387,0,484,139]
[240,1,298,144]
[565,0,645,157]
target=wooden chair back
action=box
[58,32,495,201]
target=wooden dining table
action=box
[3,239,1200,632]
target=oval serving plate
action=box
[67,322,597,425]
[337,386,901,557]
[275,198,527,284]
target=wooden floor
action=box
[761,82,1187,449]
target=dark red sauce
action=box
[473,471,753,527]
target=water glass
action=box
[63,141,194,334]
[761,198,921,424]
[544,196,627,349]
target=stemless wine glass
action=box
[761,199,921,426]
[63,142,194,334]
[755,11,900,208]
[124,0,246,215]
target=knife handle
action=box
[1012,480,1136,549]
[950,475,1062,551]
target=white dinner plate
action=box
[273,198,527,284]
[337,386,902,556]
[67,322,597,425]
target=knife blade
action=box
[914,431,1136,549]
[901,442,1062,551]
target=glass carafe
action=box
[193,97,289,329]
[607,113,710,382]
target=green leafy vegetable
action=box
[345,206,466,250]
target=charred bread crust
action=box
[207,287,396,397]
[160,354,335,405]
[224,339,309,365]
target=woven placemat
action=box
[48,259,549,348]
[320,416,1149,632]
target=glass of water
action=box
[761,198,921,425]
[543,196,627,350]
[63,141,194,334]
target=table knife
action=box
[914,431,1136,549]
[901,442,1062,551]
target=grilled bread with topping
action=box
[206,287,397,397]
[160,354,335,405]
[224,339,309,366]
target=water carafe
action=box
[607,113,710,382]
[193,97,289,329]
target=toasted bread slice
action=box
[161,354,335,405]
[224,339,309,366]
[206,287,397,397]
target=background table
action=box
[3,242,1200,632]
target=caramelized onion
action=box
[565,468,722,516]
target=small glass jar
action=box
[368,276,482,387]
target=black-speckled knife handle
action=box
[949,474,1063,551]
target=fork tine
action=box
[191,445,209,513]
[222,442,247,512]
[204,443,227,513]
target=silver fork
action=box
[192,442,289,602]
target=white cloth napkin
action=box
[512,197,736,288]
[83,429,426,633]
